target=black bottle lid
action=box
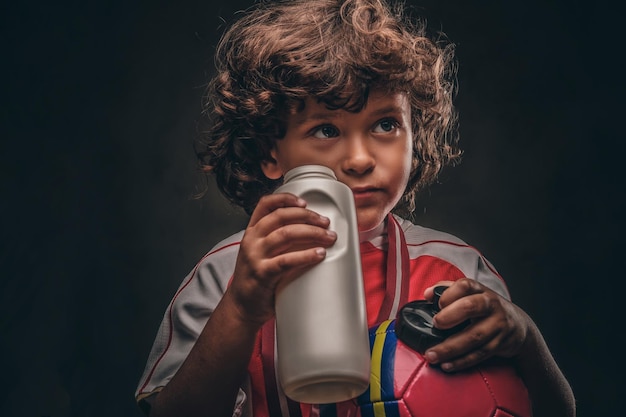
[395,286,469,354]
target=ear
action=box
[260,149,283,180]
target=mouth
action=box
[351,187,382,201]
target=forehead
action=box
[291,90,410,120]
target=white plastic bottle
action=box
[273,165,370,404]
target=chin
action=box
[356,212,387,233]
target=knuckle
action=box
[459,297,478,315]
[457,278,474,291]
[502,314,516,330]
[274,256,292,272]
[471,348,490,361]
[468,330,485,345]
[485,296,498,311]
[258,194,273,206]
[275,226,292,241]
[256,260,272,276]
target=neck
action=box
[359,217,388,243]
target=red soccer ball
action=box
[331,319,532,417]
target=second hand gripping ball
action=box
[329,287,532,417]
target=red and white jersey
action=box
[135,215,509,416]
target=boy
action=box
[135,0,575,416]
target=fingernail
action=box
[297,198,307,206]
[425,350,438,363]
[315,248,326,256]
[441,362,454,372]
[326,230,337,238]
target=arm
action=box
[423,279,575,417]
[513,310,576,417]
[149,193,337,417]
[150,290,260,417]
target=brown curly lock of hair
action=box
[196,0,461,215]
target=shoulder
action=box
[208,230,245,254]
[202,230,244,260]
[134,230,247,406]
[172,230,245,306]
[393,215,510,299]
[194,229,245,279]
[395,215,468,246]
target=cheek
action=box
[274,140,328,170]
[398,141,414,181]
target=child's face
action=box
[261,90,413,232]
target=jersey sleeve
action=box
[134,231,245,415]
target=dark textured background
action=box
[1,0,623,416]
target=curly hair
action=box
[196,0,461,215]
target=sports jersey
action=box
[135,214,509,416]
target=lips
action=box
[351,186,382,201]
[351,186,378,194]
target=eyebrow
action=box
[369,104,406,118]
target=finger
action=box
[430,278,499,326]
[438,338,499,372]
[263,223,337,257]
[432,291,497,330]
[254,205,331,237]
[439,278,487,302]
[423,280,456,300]
[424,321,499,369]
[430,318,498,355]
[249,193,307,226]
[261,246,328,282]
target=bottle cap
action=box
[395,286,470,354]
[282,165,336,183]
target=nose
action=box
[341,135,375,175]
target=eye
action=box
[373,118,399,133]
[312,125,339,139]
